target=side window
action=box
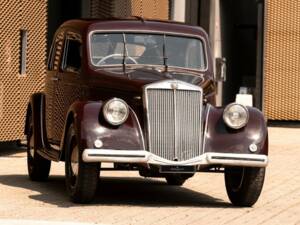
[62,33,82,73]
[48,30,65,71]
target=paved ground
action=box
[0,127,299,225]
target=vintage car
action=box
[25,18,268,205]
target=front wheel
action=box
[65,124,99,203]
[225,167,265,207]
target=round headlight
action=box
[223,103,249,129]
[103,98,129,126]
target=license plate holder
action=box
[160,165,196,173]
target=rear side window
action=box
[62,32,82,73]
[63,39,82,72]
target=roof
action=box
[60,17,208,38]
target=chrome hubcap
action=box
[71,145,79,176]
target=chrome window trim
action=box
[143,80,203,160]
[88,30,209,72]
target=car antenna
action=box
[163,34,168,72]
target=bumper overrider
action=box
[82,149,268,168]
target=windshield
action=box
[90,33,206,70]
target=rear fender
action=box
[203,104,268,155]
[25,93,47,150]
[60,101,145,155]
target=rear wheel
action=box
[65,124,99,203]
[27,116,51,181]
[225,167,265,207]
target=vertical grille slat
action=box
[146,82,202,162]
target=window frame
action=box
[47,29,66,71]
[20,30,28,75]
[61,31,82,73]
[88,30,208,72]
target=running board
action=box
[37,147,61,162]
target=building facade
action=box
[0,0,47,141]
[0,0,299,141]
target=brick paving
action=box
[0,127,299,225]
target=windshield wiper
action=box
[163,34,168,72]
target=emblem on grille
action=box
[171,82,178,90]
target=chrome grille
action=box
[145,81,203,161]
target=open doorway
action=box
[47,0,81,52]
[220,0,264,108]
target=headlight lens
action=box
[103,98,129,126]
[223,103,249,129]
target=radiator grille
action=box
[146,84,202,161]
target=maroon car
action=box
[25,18,268,205]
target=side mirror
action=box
[215,57,226,82]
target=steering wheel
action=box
[96,53,138,65]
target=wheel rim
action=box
[71,145,79,176]
[69,137,79,187]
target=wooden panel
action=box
[0,0,46,141]
[264,0,300,120]
[90,0,169,20]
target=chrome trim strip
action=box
[50,144,60,151]
[205,153,269,167]
[40,96,45,147]
[173,88,178,159]
[82,149,268,168]
[82,149,148,163]
[88,30,209,72]
[202,104,211,154]
[144,79,202,91]
[128,106,146,150]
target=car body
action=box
[25,18,268,205]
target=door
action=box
[45,29,65,141]
[52,31,83,142]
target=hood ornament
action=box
[171,82,178,90]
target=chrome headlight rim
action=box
[103,98,129,126]
[223,103,249,129]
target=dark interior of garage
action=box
[220,0,264,108]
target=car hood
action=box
[89,66,209,93]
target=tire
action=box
[225,167,265,207]
[165,174,192,186]
[65,124,99,203]
[27,116,51,181]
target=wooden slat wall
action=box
[0,0,46,141]
[264,0,300,120]
[90,0,169,20]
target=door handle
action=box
[51,77,60,81]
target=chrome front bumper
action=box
[82,149,268,168]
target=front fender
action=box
[62,101,145,151]
[203,105,268,155]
